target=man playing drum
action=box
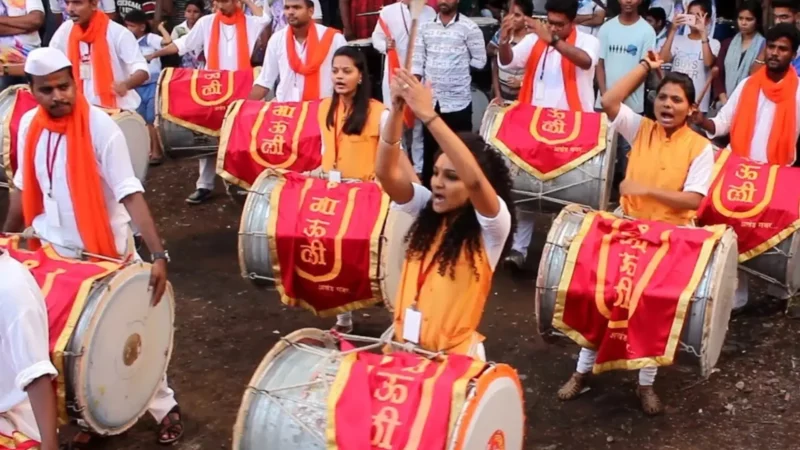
[692,24,800,312]
[557,50,714,415]
[2,48,185,446]
[496,0,599,269]
[249,0,346,102]
[145,0,271,205]
[0,252,59,450]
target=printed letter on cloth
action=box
[697,149,800,262]
[487,103,607,181]
[157,68,257,136]
[552,212,726,373]
[217,100,323,189]
[2,87,37,186]
[268,172,389,316]
[326,343,486,450]
[0,236,121,424]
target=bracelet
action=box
[423,114,440,127]
[701,39,709,44]
[380,136,402,147]
[639,60,651,73]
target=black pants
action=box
[421,102,473,187]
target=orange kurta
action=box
[393,229,493,355]
[318,97,384,180]
[622,120,709,225]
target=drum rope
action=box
[246,387,328,444]
[738,265,788,289]
[3,231,126,264]
[679,341,702,358]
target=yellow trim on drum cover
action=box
[369,191,391,306]
[216,100,252,189]
[739,220,800,262]
[487,102,608,182]
[446,359,487,446]
[2,85,30,189]
[325,351,358,450]
[159,67,261,137]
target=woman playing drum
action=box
[557,51,715,415]
[374,68,515,360]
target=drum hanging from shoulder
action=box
[480,103,617,212]
[536,204,738,377]
[104,109,150,184]
[0,85,36,189]
[232,328,525,450]
[238,170,412,313]
[740,234,800,295]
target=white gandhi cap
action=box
[24,47,72,76]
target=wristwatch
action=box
[151,250,171,263]
[550,34,561,46]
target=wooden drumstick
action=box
[2,231,126,264]
[697,66,719,105]
[403,0,427,69]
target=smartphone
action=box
[678,13,696,27]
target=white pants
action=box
[149,375,178,423]
[197,157,216,191]
[512,211,535,255]
[576,347,657,386]
[734,273,749,310]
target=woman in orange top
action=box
[374,68,516,361]
[557,51,714,416]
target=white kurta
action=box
[0,252,58,442]
[253,23,347,102]
[499,30,600,112]
[371,2,436,107]
[709,75,800,164]
[13,106,145,258]
[174,12,271,71]
[49,20,150,111]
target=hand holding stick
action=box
[697,66,719,105]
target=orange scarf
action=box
[68,11,116,108]
[378,17,414,127]
[730,67,799,166]
[286,24,339,101]
[22,95,117,258]
[518,28,581,110]
[207,8,251,70]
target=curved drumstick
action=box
[3,231,126,264]
[697,66,719,105]
[403,0,426,69]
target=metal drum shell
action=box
[479,103,617,212]
[535,204,738,377]
[63,263,176,435]
[741,232,800,294]
[154,77,220,159]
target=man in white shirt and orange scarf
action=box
[693,23,800,311]
[146,0,271,205]
[249,0,346,102]
[497,0,600,269]
[3,47,185,446]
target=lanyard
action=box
[46,131,64,196]
[333,105,349,170]
[414,247,442,303]
[539,47,551,81]
[400,4,410,36]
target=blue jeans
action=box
[135,83,157,124]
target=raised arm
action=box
[525,17,592,70]
[601,51,662,121]
[393,69,500,217]
[376,78,415,204]
[659,16,681,63]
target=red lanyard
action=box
[46,131,64,196]
[415,247,441,303]
[333,105,344,169]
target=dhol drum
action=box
[64,262,175,434]
[535,205,738,377]
[740,235,800,295]
[232,328,525,450]
[349,38,384,102]
[480,102,618,211]
[0,84,27,188]
[0,85,150,187]
[238,170,413,311]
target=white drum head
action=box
[700,230,737,376]
[471,88,489,133]
[380,209,414,312]
[450,365,525,450]
[71,264,175,434]
[112,112,150,184]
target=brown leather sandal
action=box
[637,386,664,416]
[557,372,587,401]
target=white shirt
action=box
[0,251,58,415]
[391,184,512,270]
[668,35,720,112]
[371,2,436,108]
[174,12,270,71]
[0,0,45,50]
[49,0,115,17]
[13,106,145,258]
[138,33,163,83]
[709,76,800,164]
[49,20,150,111]
[254,24,347,102]
[612,104,714,195]
[576,0,606,37]
[500,30,600,112]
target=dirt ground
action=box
[2,158,799,450]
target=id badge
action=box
[44,195,61,228]
[534,79,545,101]
[80,62,92,80]
[402,307,422,344]
[328,170,342,183]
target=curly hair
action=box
[404,132,517,280]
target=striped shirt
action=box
[412,13,487,113]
